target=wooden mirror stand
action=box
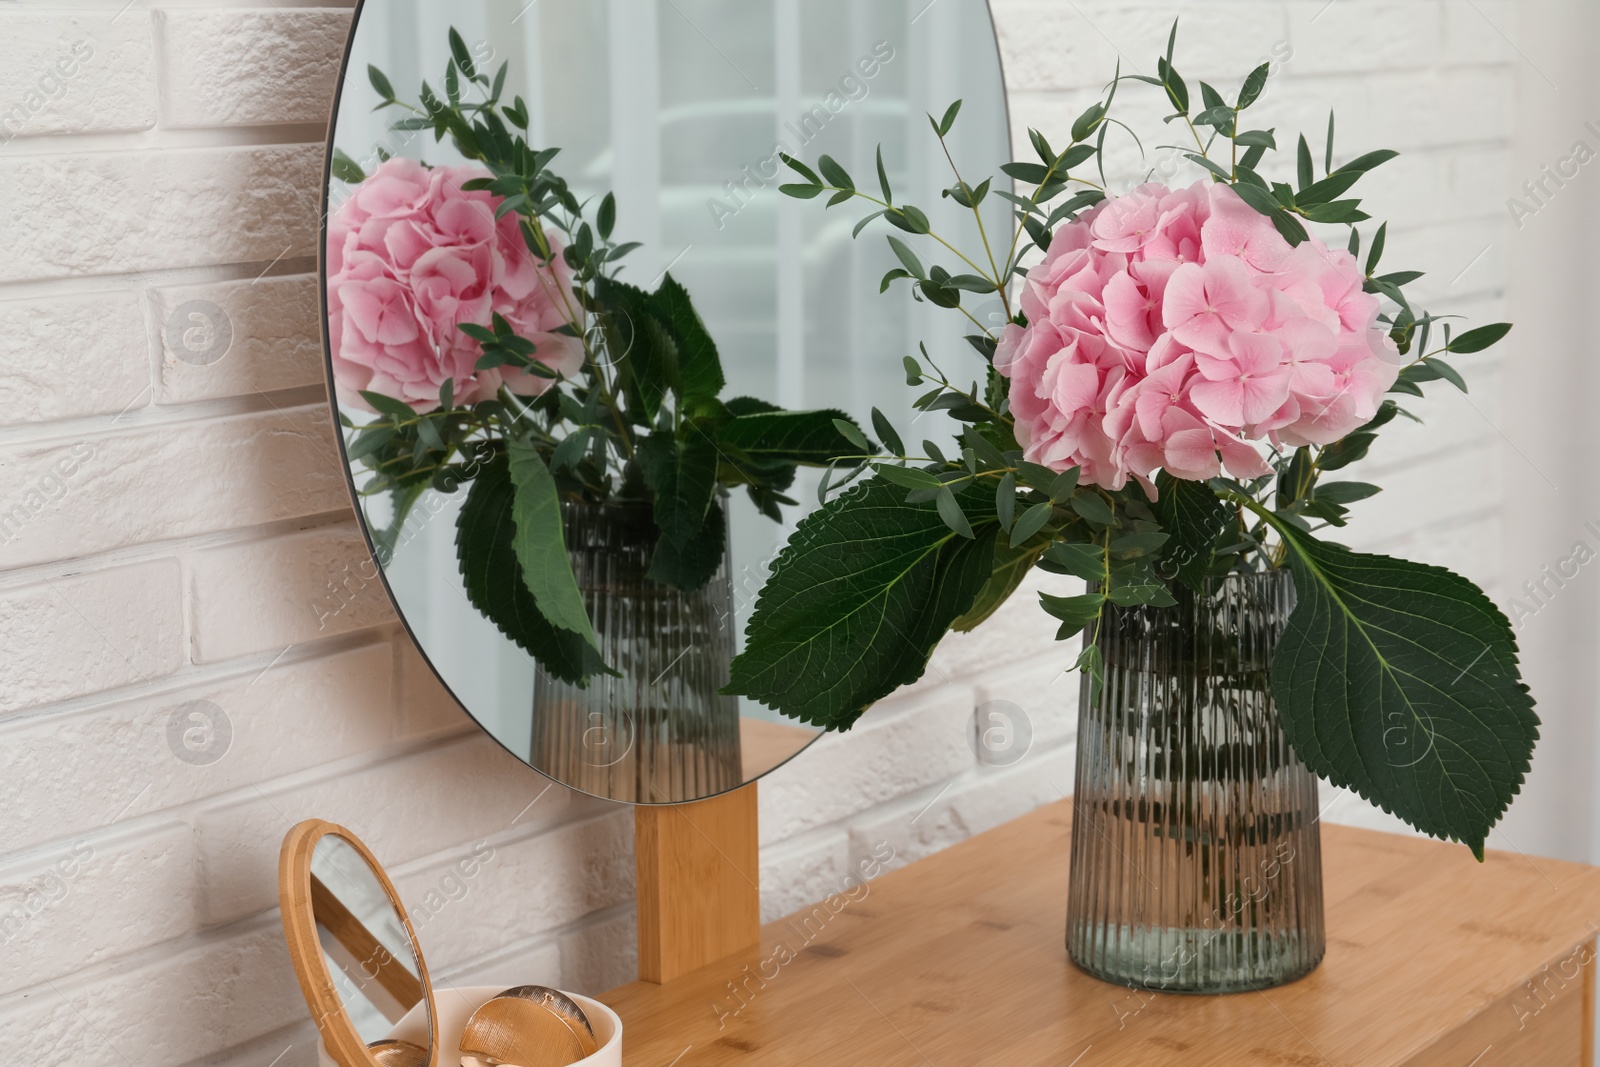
[632,782,761,984]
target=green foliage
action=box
[636,432,718,552]
[1448,323,1513,354]
[331,149,366,184]
[725,478,999,731]
[1039,591,1106,642]
[367,64,395,104]
[506,438,603,653]
[716,409,867,466]
[1264,516,1538,857]
[456,453,611,685]
[646,497,727,590]
[1153,473,1230,591]
[593,276,679,421]
[646,275,726,400]
[952,539,1047,633]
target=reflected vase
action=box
[1066,570,1325,992]
[531,499,742,803]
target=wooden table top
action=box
[600,800,1600,1066]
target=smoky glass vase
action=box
[530,500,742,803]
[1066,569,1325,993]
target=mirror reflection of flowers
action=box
[729,21,1535,860]
[329,157,584,412]
[330,31,869,686]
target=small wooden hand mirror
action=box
[281,820,438,1067]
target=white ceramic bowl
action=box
[318,984,622,1067]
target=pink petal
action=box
[1047,356,1102,417]
[1189,378,1246,426]
[1161,262,1210,330]
[1165,428,1223,480]
[341,278,420,346]
[1103,271,1155,352]
[1207,256,1270,330]
[1227,332,1284,375]
[1217,433,1272,479]
[1135,390,1172,442]
[1239,371,1291,425]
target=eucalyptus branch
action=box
[1000,152,1103,281]
[954,302,998,341]
[826,186,999,283]
[933,129,1009,319]
[917,357,1008,425]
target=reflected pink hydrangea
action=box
[994,180,1401,496]
[327,157,584,414]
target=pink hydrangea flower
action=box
[994,179,1401,496]
[327,157,584,415]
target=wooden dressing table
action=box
[605,799,1600,1066]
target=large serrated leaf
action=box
[507,440,603,652]
[456,453,609,685]
[1154,473,1230,591]
[647,497,727,591]
[726,478,998,729]
[596,276,677,421]
[637,431,719,548]
[951,539,1046,633]
[1270,524,1538,857]
[648,273,726,399]
[715,409,868,467]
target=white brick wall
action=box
[153,9,349,129]
[0,3,1517,1064]
[0,13,155,136]
[151,275,327,403]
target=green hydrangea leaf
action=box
[456,452,609,684]
[647,497,727,591]
[726,478,998,729]
[1153,473,1230,591]
[507,439,603,652]
[1269,522,1538,858]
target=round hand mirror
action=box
[323,0,1012,802]
[280,821,438,1067]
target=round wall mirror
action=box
[323,0,1012,803]
[280,821,437,1067]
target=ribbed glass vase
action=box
[530,500,742,803]
[1066,569,1324,992]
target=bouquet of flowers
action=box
[728,25,1535,857]
[329,30,867,685]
